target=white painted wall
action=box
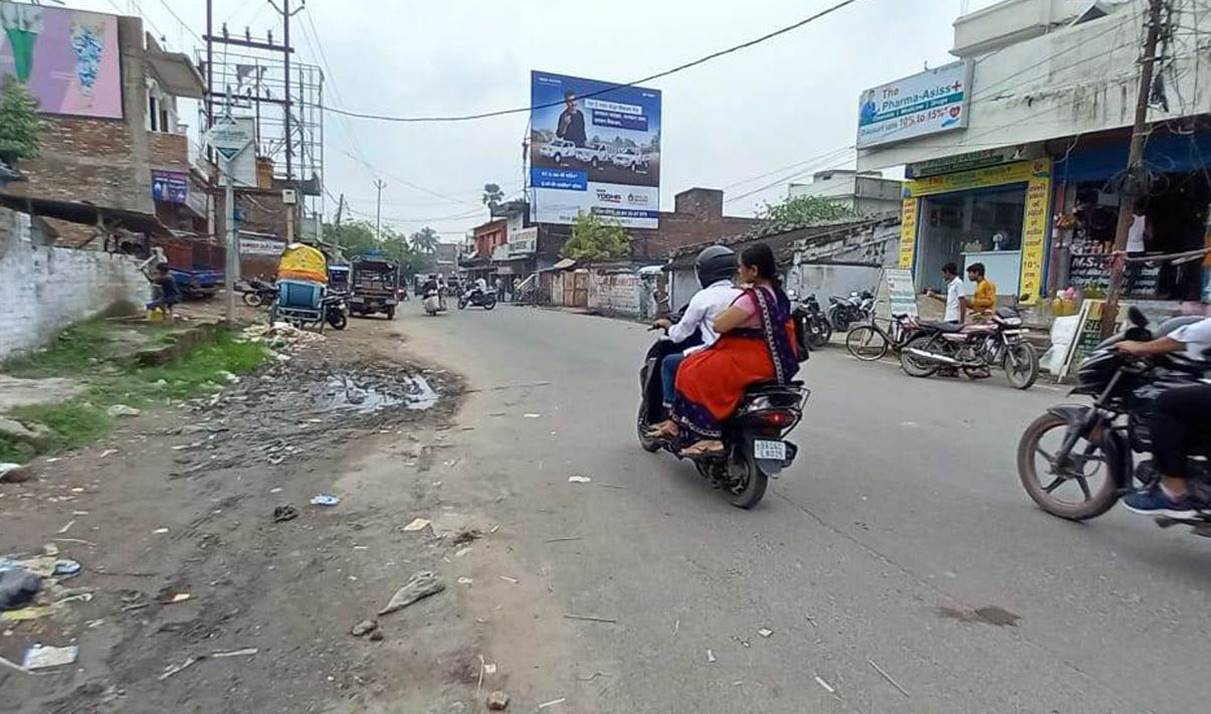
[0,210,149,361]
[859,3,1204,170]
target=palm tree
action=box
[410,226,440,254]
[482,182,505,210]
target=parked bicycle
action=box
[845,313,921,361]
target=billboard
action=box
[529,71,661,229]
[0,2,123,119]
[857,61,971,150]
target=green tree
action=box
[481,182,504,209]
[410,226,440,253]
[325,220,379,257]
[560,212,630,262]
[0,77,42,164]
[757,194,856,226]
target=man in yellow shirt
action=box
[966,262,997,317]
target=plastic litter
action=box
[378,571,444,616]
[272,504,299,522]
[567,476,591,484]
[23,643,78,670]
[0,568,41,611]
[403,517,430,532]
[309,494,340,507]
[52,560,81,578]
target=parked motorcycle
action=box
[899,307,1039,389]
[458,288,498,311]
[1017,307,1211,530]
[826,290,873,332]
[794,294,832,350]
[636,318,809,509]
[237,278,277,308]
[323,293,348,330]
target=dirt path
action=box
[2,319,560,713]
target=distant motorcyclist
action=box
[646,245,741,439]
[1116,317,1211,517]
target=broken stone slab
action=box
[351,619,378,637]
[486,691,510,710]
[0,417,50,445]
[378,571,444,616]
[105,404,141,418]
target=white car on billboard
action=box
[574,144,610,168]
[610,149,649,172]
[539,138,576,164]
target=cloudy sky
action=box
[71,0,966,240]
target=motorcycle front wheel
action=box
[1017,412,1118,520]
[1003,342,1039,390]
[899,334,940,378]
[458,299,467,310]
[810,320,832,349]
[327,312,348,330]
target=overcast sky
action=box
[71,0,962,240]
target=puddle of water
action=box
[312,374,439,413]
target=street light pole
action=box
[1102,0,1163,336]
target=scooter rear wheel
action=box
[723,450,768,509]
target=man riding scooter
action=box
[646,245,741,438]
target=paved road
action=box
[398,304,1211,713]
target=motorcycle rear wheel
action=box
[1004,343,1039,390]
[723,450,768,509]
[1017,412,1118,520]
[484,298,497,310]
[846,325,888,361]
[242,292,263,307]
[899,334,940,378]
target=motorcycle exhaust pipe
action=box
[903,348,962,366]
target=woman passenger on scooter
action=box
[669,242,800,457]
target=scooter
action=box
[323,293,348,330]
[636,317,809,509]
[422,288,444,316]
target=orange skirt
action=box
[673,334,775,437]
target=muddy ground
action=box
[1,322,527,713]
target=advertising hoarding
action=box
[857,61,971,149]
[151,170,187,204]
[0,2,122,119]
[529,71,661,229]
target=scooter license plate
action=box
[753,440,787,461]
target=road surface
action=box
[394,303,1210,713]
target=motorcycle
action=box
[899,307,1039,389]
[794,294,832,350]
[1016,307,1211,530]
[323,293,348,330]
[636,316,809,509]
[458,288,498,311]
[826,290,874,332]
[422,287,444,316]
[237,278,277,308]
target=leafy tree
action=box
[325,220,379,256]
[757,194,856,226]
[560,212,630,262]
[482,182,504,209]
[409,226,440,253]
[0,77,42,164]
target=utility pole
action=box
[374,180,386,240]
[334,193,345,227]
[1103,0,1164,336]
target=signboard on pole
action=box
[857,60,972,149]
[204,116,254,161]
[529,71,661,229]
[883,268,919,317]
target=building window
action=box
[148,95,158,132]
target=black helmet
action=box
[695,245,736,288]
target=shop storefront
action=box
[899,159,1052,302]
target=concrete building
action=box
[858,0,1211,307]
[788,170,903,216]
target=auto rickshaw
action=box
[272,243,328,330]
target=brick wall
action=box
[0,208,148,360]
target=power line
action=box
[155,0,203,43]
[322,0,864,123]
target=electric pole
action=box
[334,193,345,227]
[1103,0,1164,336]
[374,180,386,240]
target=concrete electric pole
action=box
[374,180,386,240]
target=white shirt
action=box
[475,278,487,292]
[666,279,742,354]
[1126,214,1146,253]
[1170,318,1211,361]
[943,276,963,322]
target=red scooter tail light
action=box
[756,411,794,428]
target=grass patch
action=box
[1,324,268,463]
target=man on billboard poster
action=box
[556,91,587,148]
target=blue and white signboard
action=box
[857,60,972,149]
[529,71,661,229]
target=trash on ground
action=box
[814,675,835,694]
[403,517,431,532]
[0,568,42,611]
[309,494,340,507]
[105,404,141,418]
[0,463,30,483]
[52,560,82,578]
[544,536,583,543]
[537,697,566,710]
[498,575,518,584]
[210,648,258,658]
[23,643,78,670]
[706,649,716,663]
[272,504,299,522]
[159,657,199,680]
[563,613,616,624]
[378,571,444,616]
[869,659,910,697]
[458,577,473,585]
[455,547,472,558]
[98,449,117,458]
[2,605,53,622]
[486,690,510,710]
[523,413,541,419]
[351,619,378,637]
[57,520,75,535]
[483,663,497,675]
[152,527,169,534]
[758,627,773,638]
[166,593,191,604]
[567,475,591,484]
[450,528,481,545]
